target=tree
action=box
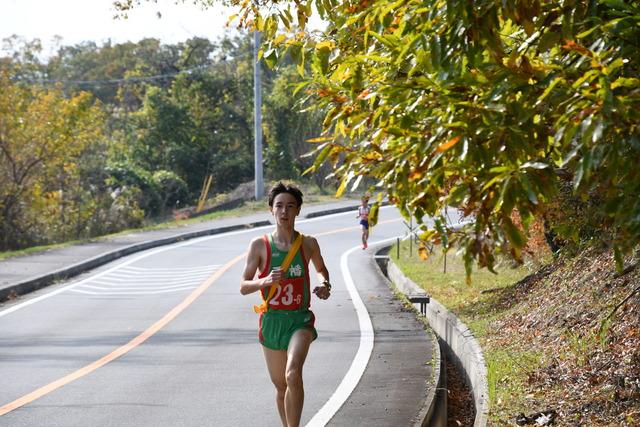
[1,36,46,80]
[2,32,284,249]
[0,71,108,249]
[131,85,198,184]
[264,65,327,184]
[119,0,640,275]
[169,34,257,194]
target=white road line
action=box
[107,269,213,277]
[76,282,201,291]
[123,265,220,272]
[306,236,399,427]
[94,274,211,284]
[87,280,204,288]
[68,286,198,296]
[117,265,217,271]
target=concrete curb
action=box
[304,203,365,218]
[304,205,358,218]
[0,220,270,302]
[387,257,489,427]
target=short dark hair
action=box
[268,182,303,207]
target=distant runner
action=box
[357,194,371,249]
[240,182,331,427]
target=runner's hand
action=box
[263,267,283,288]
[312,285,330,300]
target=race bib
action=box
[269,277,305,310]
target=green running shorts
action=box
[259,310,317,350]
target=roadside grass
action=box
[0,241,86,261]
[0,184,349,261]
[390,238,545,423]
[486,346,544,416]
[392,237,640,425]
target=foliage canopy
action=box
[0,72,108,248]
[1,33,321,251]
[199,0,640,275]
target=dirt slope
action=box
[484,248,639,425]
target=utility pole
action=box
[253,30,264,200]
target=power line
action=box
[10,51,252,86]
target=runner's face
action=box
[271,193,300,225]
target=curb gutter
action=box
[413,313,446,427]
[387,256,489,427]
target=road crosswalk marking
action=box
[67,265,220,296]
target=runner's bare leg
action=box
[361,226,369,248]
[284,328,314,427]
[262,346,288,426]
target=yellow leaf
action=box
[273,34,287,45]
[306,136,333,143]
[436,136,461,153]
[315,40,334,50]
[418,244,429,260]
[408,169,423,182]
[335,177,348,198]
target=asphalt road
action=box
[0,207,436,426]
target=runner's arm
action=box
[308,236,331,300]
[240,237,282,295]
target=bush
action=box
[152,170,189,211]
[105,163,162,216]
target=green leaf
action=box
[520,174,539,204]
[592,120,604,143]
[482,173,506,192]
[292,80,309,96]
[537,77,563,104]
[366,30,400,49]
[573,151,591,191]
[520,161,548,170]
[314,143,332,165]
[494,176,512,213]
[335,171,354,198]
[611,77,640,89]
[503,217,525,249]
[601,0,629,11]
[369,201,380,228]
[576,26,598,39]
[539,27,563,51]
[263,48,278,69]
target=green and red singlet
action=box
[258,233,312,312]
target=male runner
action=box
[240,182,331,427]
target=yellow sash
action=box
[253,233,304,314]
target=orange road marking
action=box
[0,252,246,416]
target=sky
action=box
[1,0,240,56]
